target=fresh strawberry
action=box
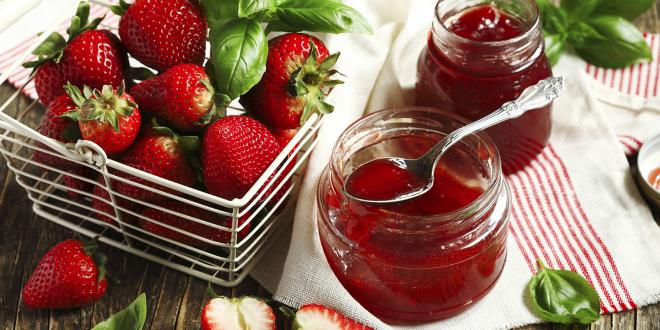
[31,94,80,168]
[91,181,140,226]
[62,82,141,156]
[201,295,275,330]
[272,128,299,148]
[63,166,97,199]
[140,201,250,248]
[113,0,207,71]
[294,304,373,330]
[202,116,281,200]
[22,239,107,309]
[24,2,127,105]
[113,121,198,201]
[241,33,341,130]
[130,64,216,132]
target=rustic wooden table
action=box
[2,4,660,330]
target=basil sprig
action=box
[537,0,653,68]
[202,0,372,106]
[91,293,147,330]
[527,261,601,325]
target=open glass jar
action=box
[415,0,553,166]
[317,107,512,322]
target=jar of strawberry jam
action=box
[317,107,511,322]
[415,0,552,166]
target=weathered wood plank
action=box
[636,303,660,330]
[612,310,636,329]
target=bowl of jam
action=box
[636,134,660,213]
[316,107,512,322]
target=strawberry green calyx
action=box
[109,0,130,16]
[287,40,343,124]
[150,119,200,154]
[80,238,108,284]
[23,1,104,69]
[62,82,137,132]
[195,78,221,126]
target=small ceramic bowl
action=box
[636,134,660,212]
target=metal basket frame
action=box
[0,0,325,287]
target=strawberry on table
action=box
[241,33,342,130]
[201,295,275,330]
[31,94,80,168]
[113,0,207,72]
[294,304,373,330]
[22,239,108,309]
[62,82,141,156]
[24,2,128,106]
[130,64,216,132]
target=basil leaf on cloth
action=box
[267,0,372,34]
[92,293,147,330]
[527,261,601,325]
[592,0,655,21]
[574,16,652,68]
[209,18,268,103]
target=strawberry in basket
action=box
[92,178,142,226]
[24,1,128,106]
[31,94,80,169]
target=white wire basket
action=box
[0,1,325,287]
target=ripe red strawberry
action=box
[241,33,341,130]
[63,166,97,199]
[22,239,107,309]
[272,128,299,148]
[140,201,250,248]
[63,82,141,156]
[113,0,207,71]
[202,116,281,200]
[294,304,373,330]
[113,121,198,201]
[201,295,275,330]
[31,94,80,168]
[24,2,127,105]
[92,181,140,226]
[130,64,216,132]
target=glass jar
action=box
[317,107,511,322]
[415,0,553,167]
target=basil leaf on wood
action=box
[560,0,600,21]
[544,34,565,66]
[592,0,655,21]
[92,293,147,330]
[238,0,274,18]
[527,261,600,325]
[574,16,652,68]
[201,0,239,24]
[267,0,372,34]
[209,18,268,102]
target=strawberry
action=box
[202,116,281,200]
[92,181,140,226]
[24,2,127,105]
[112,120,198,201]
[272,128,299,148]
[113,0,207,72]
[201,295,275,330]
[62,82,141,156]
[22,239,107,309]
[63,166,97,199]
[241,33,342,130]
[294,304,373,330]
[130,64,216,132]
[140,201,250,248]
[31,94,80,169]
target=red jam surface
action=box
[416,4,553,167]
[319,135,508,321]
[649,167,660,190]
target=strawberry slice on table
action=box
[62,82,141,156]
[201,295,276,330]
[24,1,128,106]
[130,64,216,133]
[22,239,108,309]
[112,0,207,72]
[240,33,342,131]
[294,304,373,330]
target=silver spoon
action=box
[343,76,565,204]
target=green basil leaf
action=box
[267,0,372,34]
[92,293,147,330]
[527,261,600,325]
[209,18,268,101]
[238,0,274,18]
[544,34,565,66]
[560,0,600,21]
[592,0,654,21]
[574,16,652,68]
[537,1,569,35]
[201,0,239,24]
[567,21,605,48]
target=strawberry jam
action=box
[318,108,511,322]
[416,0,552,168]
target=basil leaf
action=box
[560,0,600,21]
[267,0,372,34]
[209,18,268,102]
[528,261,600,325]
[92,293,147,330]
[201,0,239,24]
[544,34,565,66]
[238,0,274,18]
[574,16,652,68]
[567,21,605,48]
[537,1,569,35]
[592,0,655,21]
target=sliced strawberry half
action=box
[201,296,276,330]
[294,304,373,330]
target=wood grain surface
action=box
[1,2,660,329]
